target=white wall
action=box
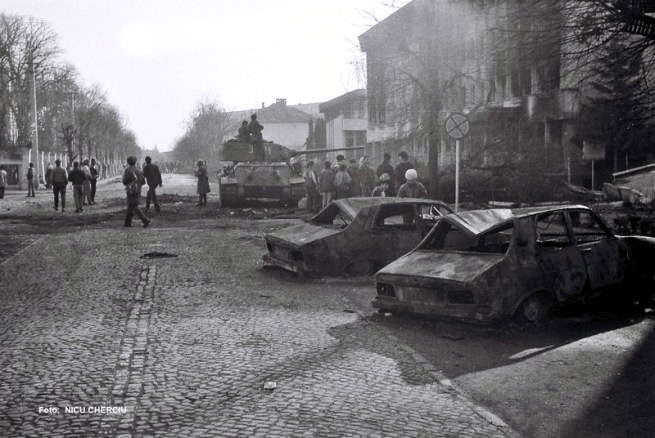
[264,123,309,150]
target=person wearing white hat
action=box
[397,168,428,198]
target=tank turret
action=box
[222,140,364,163]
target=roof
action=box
[319,89,367,113]
[335,196,449,220]
[445,205,590,236]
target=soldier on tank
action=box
[247,114,265,161]
[237,120,250,142]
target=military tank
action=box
[218,140,364,207]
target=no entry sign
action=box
[445,112,470,140]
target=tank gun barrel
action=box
[294,146,365,155]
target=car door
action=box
[567,209,626,290]
[534,212,588,297]
[369,203,423,262]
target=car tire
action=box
[518,293,554,324]
[345,259,378,277]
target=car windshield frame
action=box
[418,217,515,254]
[310,203,355,228]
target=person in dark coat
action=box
[346,159,361,197]
[51,159,68,211]
[318,161,335,209]
[142,156,163,212]
[122,155,150,227]
[68,161,87,212]
[394,151,414,189]
[237,120,250,142]
[376,152,395,196]
[334,163,352,200]
[26,162,35,197]
[90,158,99,203]
[195,160,210,206]
[247,114,265,161]
[358,155,377,198]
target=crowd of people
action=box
[302,151,428,212]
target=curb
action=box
[338,293,518,437]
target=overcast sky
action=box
[3,0,408,151]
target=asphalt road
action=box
[1,173,653,437]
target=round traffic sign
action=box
[445,113,470,140]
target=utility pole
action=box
[31,61,40,189]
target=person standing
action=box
[394,151,415,189]
[26,162,35,197]
[122,155,150,228]
[143,156,163,213]
[0,165,7,199]
[376,153,396,196]
[90,158,100,204]
[67,161,86,212]
[318,161,335,209]
[303,160,320,213]
[358,155,377,198]
[51,159,68,211]
[371,173,391,197]
[247,114,265,161]
[334,163,352,200]
[346,159,361,197]
[195,160,210,206]
[81,160,93,205]
[397,169,428,199]
[45,162,53,190]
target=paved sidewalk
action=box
[0,224,514,437]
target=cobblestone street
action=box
[0,176,512,437]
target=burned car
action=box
[263,197,453,276]
[374,205,655,322]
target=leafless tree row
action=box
[0,14,140,164]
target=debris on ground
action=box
[263,381,277,390]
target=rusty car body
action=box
[374,205,655,322]
[263,197,453,276]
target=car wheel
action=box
[518,293,553,324]
[345,259,378,277]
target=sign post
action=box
[444,112,470,212]
[582,141,605,192]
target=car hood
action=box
[265,222,340,249]
[377,250,503,284]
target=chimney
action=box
[276,98,287,107]
[262,102,265,108]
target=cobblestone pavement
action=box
[0,220,514,437]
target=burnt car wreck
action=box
[263,197,452,276]
[374,205,655,322]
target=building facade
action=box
[359,0,610,201]
[318,89,368,162]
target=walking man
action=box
[142,156,163,212]
[51,159,68,211]
[26,162,35,197]
[123,155,150,228]
[67,161,86,212]
[0,165,7,199]
[81,160,93,205]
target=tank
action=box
[218,140,364,207]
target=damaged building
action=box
[359,0,655,202]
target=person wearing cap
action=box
[376,152,395,196]
[371,173,391,197]
[394,151,414,188]
[51,159,68,211]
[397,168,427,199]
[122,155,150,227]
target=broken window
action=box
[569,211,610,244]
[420,221,514,254]
[536,212,571,249]
[375,204,417,229]
[311,204,353,228]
